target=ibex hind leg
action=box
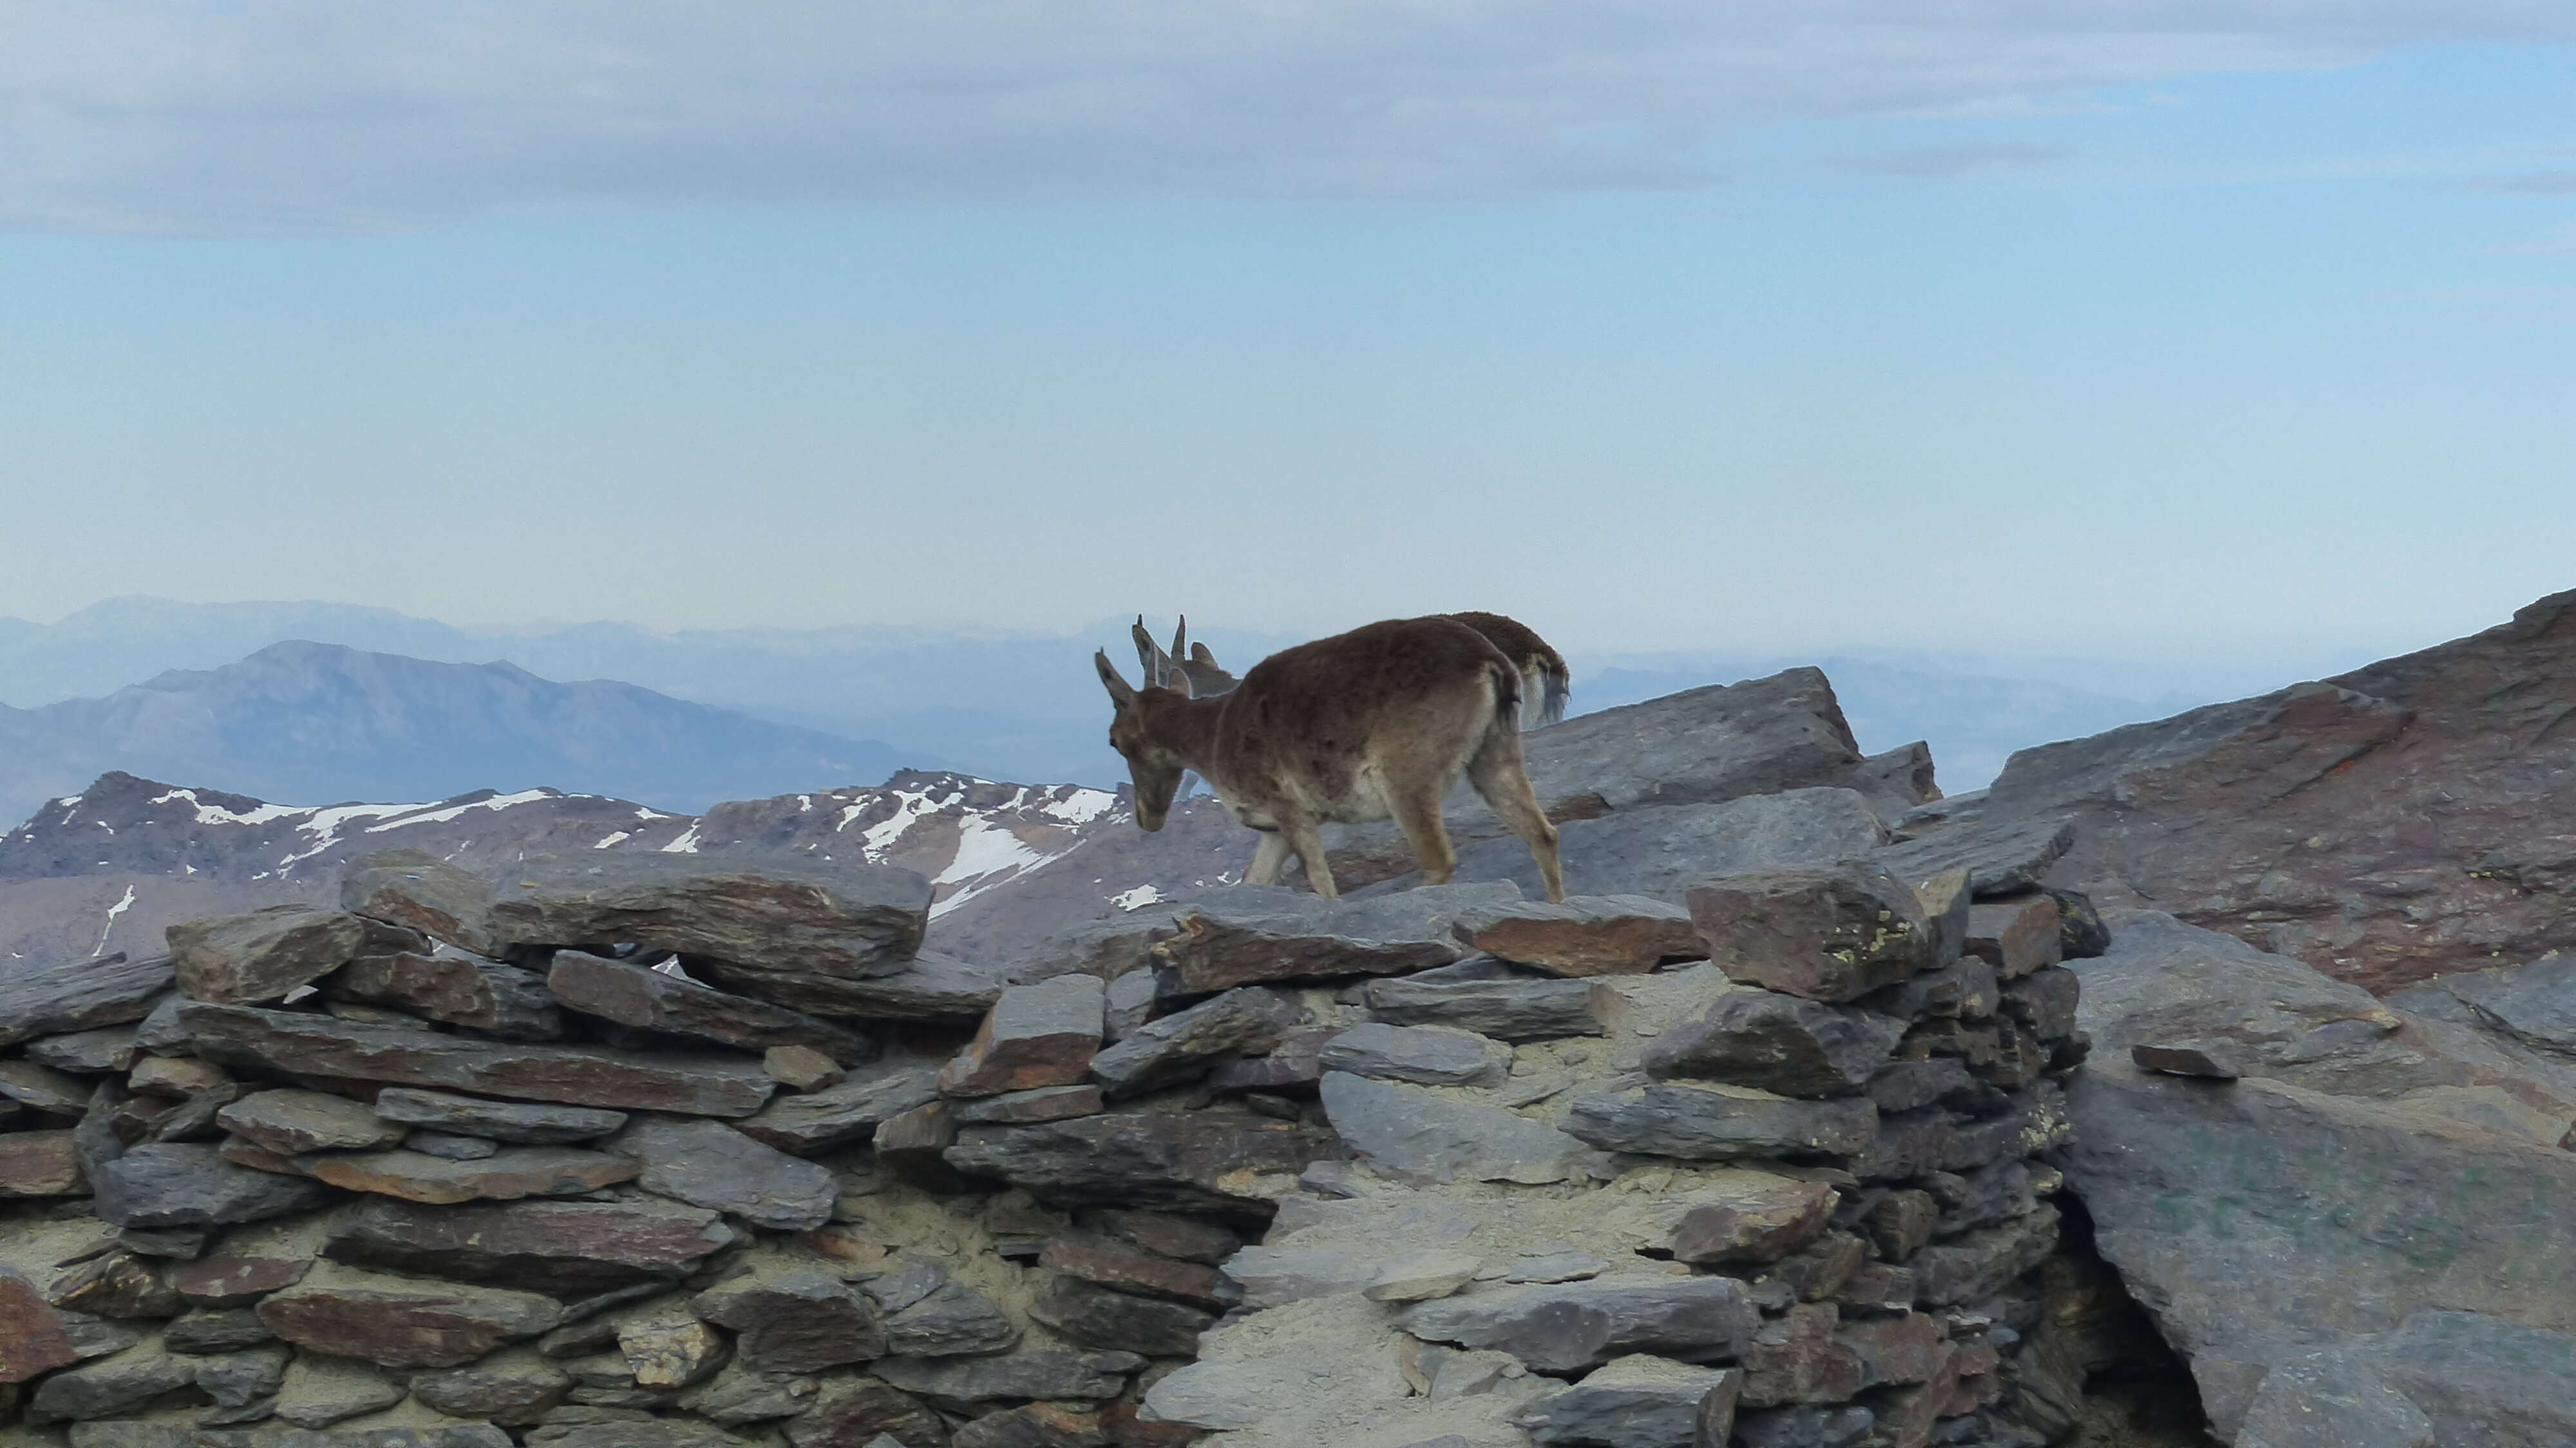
[1283,817,1338,898]
[1388,781,1459,888]
[1467,728,1564,903]
[1245,832,1293,887]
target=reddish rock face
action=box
[256,1264,564,1368]
[0,1268,82,1384]
[0,1130,87,1198]
[1963,589,2576,994]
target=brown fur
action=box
[1095,616,1564,901]
[1139,609,1570,729]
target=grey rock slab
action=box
[343,848,502,955]
[733,1063,941,1154]
[1318,1022,1513,1087]
[216,1088,408,1156]
[937,972,1106,1096]
[168,904,376,1005]
[330,946,564,1040]
[1686,862,1933,1004]
[1029,1275,1212,1356]
[0,951,175,1048]
[370,1087,630,1143]
[165,1306,278,1354]
[1086,986,1300,1097]
[608,1116,836,1230]
[89,1141,336,1228]
[180,1002,777,1117]
[193,1342,290,1406]
[0,1060,93,1116]
[871,1348,1144,1407]
[770,947,1018,1024]
[256,1261,565,1369]
[297,1145,640,1204]
[1565,1082,1876,1162]
[1376,789,1892,907]
[944,1109,1331,1214]
[2236,1354,2436,1448]
[1452,895,1707,977]
[690,1267,886,1371]
[2301,1310,2576,1448]
[405,1129,500,1159]
[1511,1355,1742,1447]
[1401,1276,1759,1375]
[327,1193,735,1297]
[547,948,870,1063]
[881,1279,1019,1356]
[1320,1071,1592,1185]
[272,1350,408,1426]
[1730,1405,1874,1448]
[24,1338,199,1424]
[486,850,933,998]
[1643,993,1906,1100]
[1148,885,1520,991]
[1365,971,1615,1042]
[1873,815,2077,899]
[24,1025,147,1074]
[952,1083,1103,1125]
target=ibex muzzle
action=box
[1095,615,1566,901]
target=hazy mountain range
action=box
[0,596,2337,819]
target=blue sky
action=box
[4,6,2572,670]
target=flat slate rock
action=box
[609,1116,837,1230]
[1454,895,1707,976]
[180,1003,775,1118]
[330,947,564,1040]
[952,1084,1103,1125]
[169,904,381,1006]
[1644,993,1907,1099]
[1146,884,1520,991]
[0,1130,88,1198]
[256,1262,565,1369]
[1566,1082,1878,1162]
[1087,987,1300,1098]
[0,1266,82,1384]
[871,1348,1142,1406]
[746,948,1016,1024]
[938,973,1106,1097]
[1316,1023,1512,1087]
[1512,1356,1745,1448]
[342,848,502,955]
[691,1268,886,1371]
[0,951,175,1048]
[734,1065,942,1154]
[90,1142,336,1228]
[547,949,870,1063]
[486,852,933,996]
[944,1110,1329,1215]
[298,1146,640,1205]
[1365,969,1613,1042]
[216,1089,408,1156]
[1874,815,2078,899]
[1320,1072,1592,1185]
[1687,862,1934,1003]
[0,1060,93,1116]
[327,1194,734,1297]
[1401,1276,1759,1375]
[370,1087,630,1143]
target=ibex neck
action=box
[1146,694,1231,776]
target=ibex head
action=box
[1095,651,1194,832]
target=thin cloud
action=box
[1839,143,2075,176]
[2486,223,2576,256]
[2456,169,2576,194]
[5,1,2576,234]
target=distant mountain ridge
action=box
[0,640,934,824]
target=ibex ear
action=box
[1162,668,1195,700]
[1095,651,1137,707]
[1189,642,1220,668]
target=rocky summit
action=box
[8,591,2576,1447]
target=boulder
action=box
[620,1300,733,1389]
[1361,1250,1481,1304]
[1510,1355,1741,1447]
[1643,994,1906,1099]
[90,1142,336,1228]
[180,1002,777,1116]
[330,946,565,1040]
[1147,886,1517,991]
[370,1087,630,1143]
[1565,1083,1876,1161]
[216,1088,408,1156]
[1316,1024,1513,1087]
[1453,895,1706,976]
[0,951,175,1048]
[1086,987,1300,1098]
[1372,789,1891,905]
[256,1261,565,1368]
[168,904,377,1005]
[1401,1276,1758,1374]
[939,974,1107,1097]
[1872,816,2076,900]
[1685,864,1932,1004]
[735,1065,942,1154]
[945,1110,1328,1214]
[327,1194,734,1296]
[692,1268,887,1371]
[1964,897,2063,978]
[1664,1179,1839,1266]
[766,1043,848,1092]
[1365,967,1615,1042]
[609,1116,837,1230]
[343,848,502,955]
[1320,1072,1592,1185]
[486,852,934,999]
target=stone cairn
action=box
[0,843,2092,1448]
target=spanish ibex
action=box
[1132,610,1569,729]
[1095,615,1566,901]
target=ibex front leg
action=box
[1245,832,1292,886]
[1283,817,1338,898]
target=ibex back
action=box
[1133,610,1567,729]
[1095,616,1566,901]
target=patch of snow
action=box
[152,788,308,828]
[1108,884,1166,911]
[929,817,1060,917]
[635,807,674,821]
[594,832,632,850]
[95,884,136,955]
[797,795,812,812]
[1039,788,1119,826]
[661,824,702,854]
[368,790,556,831]
[94,822,114,834]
